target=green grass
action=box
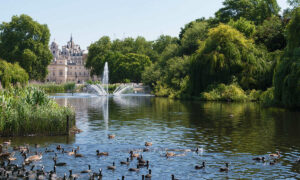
[0,87,75,136]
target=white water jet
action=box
[102,62,109,95]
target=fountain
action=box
[86,62,151,96]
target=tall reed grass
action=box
[0,87,75,136]
[30,83,76,93]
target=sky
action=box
[0,0,290,49]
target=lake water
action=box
[1,93,300,179]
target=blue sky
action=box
[0,0,289,49]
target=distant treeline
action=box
[86,0,299,109]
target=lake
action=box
[1,93,300,179]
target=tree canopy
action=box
[0,59,29,88]
[0,14,52,80]
[215,0,280,24]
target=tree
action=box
[228,17,256,38]
[288,0,300,8]
[180,21,209,55]
[215,0,280,24]
[189,24,271,95]
[274,7,300,109]
[0,14,52,80]
[0,59,29,88]
[152,35,178,54]
[255,16,287,51]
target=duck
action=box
[171,174,179,180]
[56,145,62,151]
[107,162,116,170]
[145,169,152,179]
[128,165,139,172]
[253,156,265,161]
[81,164,92,173]
[195,162,205,169]
[96,150,109,156]
[145,142,152,146]
[53,158,67,166]
[25,153,42,162]
[130,151,139,158]
[165,152,175,157]
[108,134,115,139]
[120,158,130,165]
[74,150,83,157]
[269,151,280,158]
[45,148,54,153]
[219,162,229,172]
[143,148,150,152]
[68,149,75,156]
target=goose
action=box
[108,134,115,139]
[130,151,139,158]
[143,148,150,152]
[145,169,152,179]
[253,157,265,161]
[69,169,79,179]
[165,152,175,157]
[138,155,146,164]
[171,174,179,180]
[81,165,92,173]
[75,150,83,157]
[128,165,139,172]
[269,151,280,158]
[96,150,109,156]
[145,142,152,146]
[53,158,67,166]
[195,162,205,169]
[120,158,130,165]
[3,140,11,145]
[296,158,300,163]
[107,162,116,170]
[93,168,102,179]
[220,163,229,172]
[139,160,149,168]
[25,153,42,162]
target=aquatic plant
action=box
[0,87,75,136]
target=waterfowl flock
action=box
[0,136,297,180]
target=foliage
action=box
[189,24,271,96]
[0,59,28,88]
[274,7,300,109]
[215,0,280,24]
[0,87,75,136]
[180,21,209,55]
[0,14,52,80]
[30,82,76,93]
[255,16,287,52]
[228,17,256,38]
[199,83,249,102]
[288,0,300,8]
[260,87,276,107]
[86,37,153,83]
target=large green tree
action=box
[0,14,52,80]
[189,24,271,95]
[215,0,280,24]
[274,7,300,109]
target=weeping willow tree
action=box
[274,7,300,109]
[189,24,271,96]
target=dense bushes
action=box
[0,59,28,88]
[0,87,75,136]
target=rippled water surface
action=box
[1,94,300,179]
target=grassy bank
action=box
[30,83,76,93]
[0,87,75,136]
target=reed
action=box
[29,82,76,93]
[0,87,75,136]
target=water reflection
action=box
[2,94,300,179]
